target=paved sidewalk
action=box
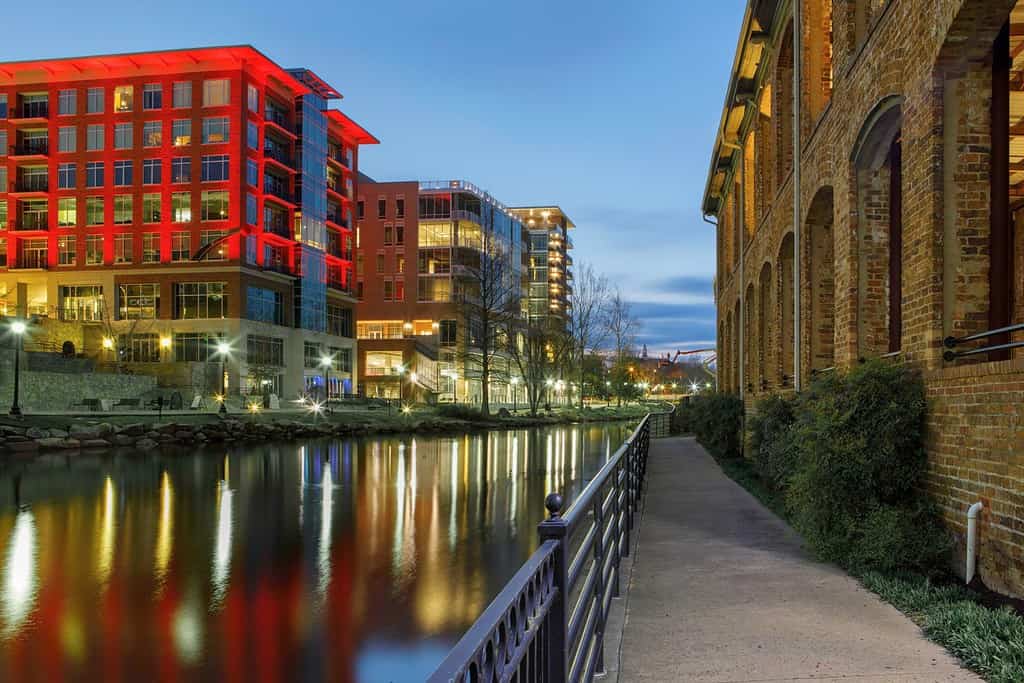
[619,436,979,682]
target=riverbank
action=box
[0,402,664,453]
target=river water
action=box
[0,420,635,682]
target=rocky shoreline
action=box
[0,412,645,453]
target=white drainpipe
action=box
[966,501,984,584]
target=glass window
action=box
[85,161,104,188]
[57,198,76,227]
[143,194,161,223]
[58,236,76,265]
[246,287,283,325]
[357,200,364,219]
[172,81,192,108]
[17,198,48,230]
[172,119,191,146]
[171,157,191,183]
[60,285,103,321]
[201,190,229,221]
[119,333,161,362]
[0,95,6,118]
[200,230,228,261]
[172,192,191,223]
[173,333,221,362]
[327,304,353,337]
[114,122,133,149]
[396,225,404,245]
[142,233,160,263]
[58,126,76,153]
[58,89,76,116]
[247,84,259,112]
[174,281,228,319]
[383,280,393,301]
[246,193,258,226]
[202,117,229,144]
[247,159,258,186]
[396,198,405,218]
[86,197,104,225]
[439,319,457,345]
[378,198,386,218]
[0,130,6,156]
[17,238,46,268]
[113,85,133,113]
[171,232,190,261]
[418,222,452,246]
[384,225,393,245]
[201,154,229,182]
[143,121,162,147]
[203,79,230,107]
[114,195,132,224]
[87,87,104,114]
[114,160,133,186]
[143,84,162,110]
[246,334,285,366]
[57,163,76,189]
[114,233,132,263]
[85,235,103,265]
[86,124,104,151]
[143,158,161,185]
[247,121,258,150]
[304,341,322,368]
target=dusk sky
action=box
[5,0,744,355]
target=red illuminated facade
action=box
[0,46,377,398]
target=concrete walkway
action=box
[619,437,979,682]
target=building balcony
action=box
[12,178,48,194]
[263,183,296,208]
[326,213,349,230]
[10,103,48,123]
[264,146,295,172]
[264,110,296,139]
[327,182,351,202]
[260,261,292,276]
[10,141,48,158]
[11,255,48,269]
[327,150,351,170]
[263,220,292,240]
[14,215,48,231]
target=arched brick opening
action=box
[774,22,795,186]
[778,233,795,385]
[852,96,903,357]
[807,186,835,371]
[756,83,775,224]
[758,262,774,392]
[732,299,741,392]
[803,0,833,128]
[743,130,757,241]
[744,283,756,393]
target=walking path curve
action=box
[619,436,979,682]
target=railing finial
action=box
[544,492,564,519]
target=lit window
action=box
[172,81,192,108]
[143,84,162,110]
[58,89,76,116]
[85,235,103,265]
[143,194,161,223]
[86,198,104,225]
[142,233,160,263]
[201,191,229,221]
[86,124,104,151]
[200,230,229,261]
[143,159,162,185]
[58,126,76,153]
[114,160,133,186]
[203,79,230,107]
[113,85,133,113]
[57,198,76,227]
[114,195,133,224]
[114,233,133,263]
[87,87,104,114]
[143,121,162,147]
[171,232,191,261]
[118,283,160,320]
[172,157,191,183]
[202,117,229,144]
[172,192,191,223]
[172,119,191,146]
[58,236,76,265]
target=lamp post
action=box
[397,363,406,411]
[320,354,333,414]
[9,320,26,416]
[510,376,519,413]
[216,341,230,414]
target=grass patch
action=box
[707,450,1024,683]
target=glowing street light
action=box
[511,376,520,413]
[215,341,231,414]
[8,320,26,416]
[320,355,333,413]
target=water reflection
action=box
[0,421,633,682]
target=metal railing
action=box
[944,323,1024,361]
[429,414,654,683]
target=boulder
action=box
[80,439,111,449]
[112,434,136,446]
[25,427,49,439]
[37,437,79,450]
[496,408,512,418]
[69,424,102,440]
[193,432,208,442]
[174,430,194,441]
[119,423,148,436]
[6,435,29,443]
[7,440,38,452]
[135,438,158,451]
[49,428,69,438]
[96,423,115,437]
[0,425,26,436]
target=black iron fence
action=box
[428,413,656,683]
[944,323,1024,361]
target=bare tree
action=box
[509,315,571,416]
[604,288,641,406]
[567,263,610,409]
[457,234,520,415]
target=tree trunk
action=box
[480,356,490,416]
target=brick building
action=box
[0,46,376,401]
[704,0,1024,595]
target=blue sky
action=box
[5,0,745,354]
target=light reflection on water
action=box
[0,421,632,682]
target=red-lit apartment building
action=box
[0,46,377,400]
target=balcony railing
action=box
[264,145,294,169]
[943,323,1024,361]
[18,102,48,119]
[327,212,349,228]
[263,180,294,205]
[428,415,655,682]
[15,214,48,231]
[264,108,292,133]
[13,252,48,269]
[15,177,48,193]
[13,140,48,156]
[263,219,291,239]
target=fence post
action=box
[623,440,633,556]
[593,488,606,675]
[538,492,569,682]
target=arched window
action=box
[774,23,795,185]
[733,299,741,392]
[732,179,742,268]
[758,263,774,391]
[778,233,795,384]
[807,187,836,370]
[756,83,775,222]
[852,98,903,356]
[745,283,756,392]
[743,131,757,239]
[804,0,833,125]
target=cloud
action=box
[618,298,717,355]
[651,275,714,296]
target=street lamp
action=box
[9,320,26,416]
[510,376,519,413]
[320,355,333,413]
[216,341,230,414]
